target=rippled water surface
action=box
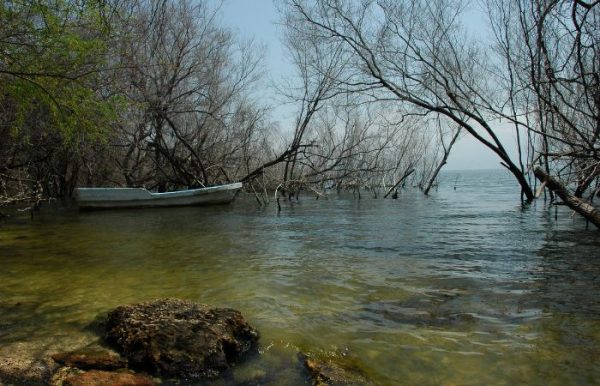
[1,170,600,385]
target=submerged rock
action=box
[302,352,374,386]
[359,289,477,329]
[104,298,259,380]
[62,369,156,386]
[304,357,374,386]
[0,356,57,385]
[52,348,127,371]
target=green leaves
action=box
[0,0,117,144]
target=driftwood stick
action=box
[534,166,600,229]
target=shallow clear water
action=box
[1,170,600,385]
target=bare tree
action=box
[240,11,351,195]
[299,104,421,195]
[113,0,269,191]
[248,3,437,201]
[421,119,462,195]
[285,0,535,200]
[487,0,600,225]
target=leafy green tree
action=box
[0,0,120,200]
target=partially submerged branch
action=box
[534,167,600,229]
[384,168,415,198]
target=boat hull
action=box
[75,183,243,209]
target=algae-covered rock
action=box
[304,357,374,386]
[0,355,57,385]
[52,348,127,371]
[104,298,259,380]
[62,369,156,386]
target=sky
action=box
[220,0,512,171]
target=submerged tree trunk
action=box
[534,167,600,229]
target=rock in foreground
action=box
[52,348,127,371]
[304,357,374,386]
[0,355,57,385]
[104,298,259,380]
[62,370,155,386]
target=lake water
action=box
[1,169,599,385]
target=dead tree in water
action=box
[286,0,535,200]
[534,167,600,229]
[487,0,600,203]
[422,122,462,195]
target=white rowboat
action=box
[75,182,243,209]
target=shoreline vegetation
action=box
[1,0,599,227]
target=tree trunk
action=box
[534,167,600,229]
[423,160,445,196]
